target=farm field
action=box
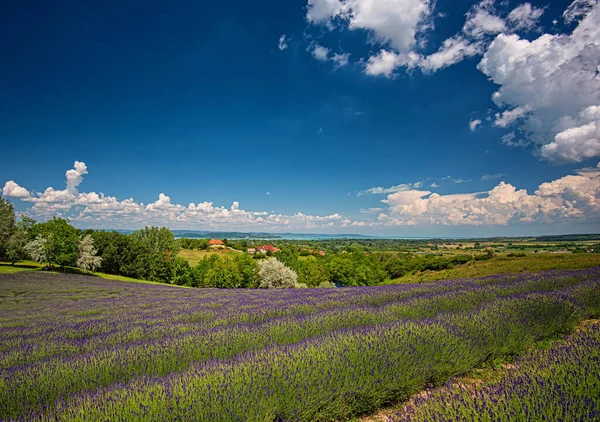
[385,320,600,421]
[177,247,241,266]
[1,268,599,421]
[388,253,600,284]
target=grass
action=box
[0,261,188,288]
[177,247,241,266]
[388,253,600,284]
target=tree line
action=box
[1,196,494,288]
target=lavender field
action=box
[1,268,600,421]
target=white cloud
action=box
[419,36,482,73]
[307,0,434,52]
[430,182,439,188]
[494,106,531,127]
[563,0,597,24]
[463,0,506,39]
[5,161,600,230]
[2,181,31,198]
[2,161,350,231]
[357,182,421,196]
[307,0,344,24]
[477,2,600,162]
[331,52,350,68]
[482,173,504,180]
[469,119,482,131]
[365,50,401,78]
[312,44,330,60]
[278,34,288,51]
[507,3,544,32]
[66,161,88,192]
[311,44,350,68]
[378,163,600,226]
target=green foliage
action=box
[30,217,80,269]
[6,227,29,264]
[0,197,16,258]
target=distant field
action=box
[1,268,599,421]
[388,253,600,284]
[177,247,241,266]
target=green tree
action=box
[234,253,256,287]
[6,227,29,264]
[31,218,79,270]
[171,257,192,286]
[0,197,16,259]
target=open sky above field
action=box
[1,0,600,236]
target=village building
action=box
[209,239,225,249]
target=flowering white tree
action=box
[257,258,305,289]
[76,235,102,272]
[24,235,48,264]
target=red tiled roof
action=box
[209,239,224,245]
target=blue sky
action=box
[1,0,599,236]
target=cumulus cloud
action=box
[469,119,482,131]
[463,0,506,38]
[478,2,600,162]
[312,44,330,61]
[2,181,31,198]
[307,0,434,52]
[378,162,600,226]
[1,161,348,231]
[360,0,509,75]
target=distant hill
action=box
[112,229,376,240]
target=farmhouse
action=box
[256,245,281,254]
[209,239,225,249]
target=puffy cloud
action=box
[377,163,600,226]
[307,0,343,24]
[3,161,350,231]
[469,119,482,131]
[360,0,503,75]
[365,50,402,78]
[312,44,330,61]
[493,106,531,127]
[463,0,506,38]
[311,44,350,68]
[278,34,288,51]
[2,181,31,198]
[478,2,600,162]
[307,0,434,52]
[66,161,88,192]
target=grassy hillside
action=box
[387,253,600,284]
[177,247,241,266]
